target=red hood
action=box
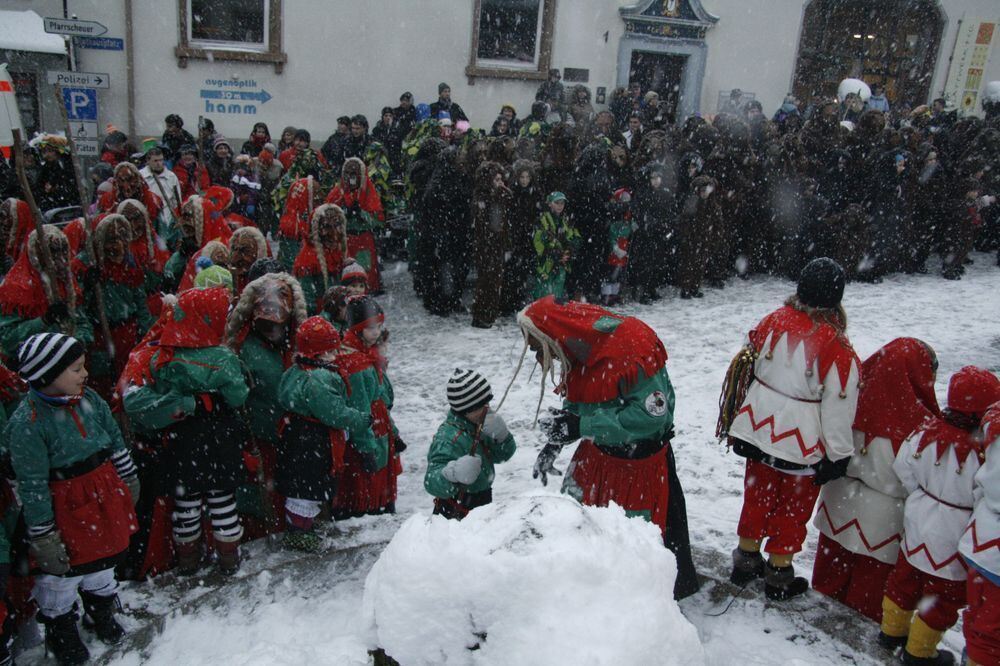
[853,337,940,454]
[519,296,667,403]
[158,286,229,356]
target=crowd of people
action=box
[0,76,994,665]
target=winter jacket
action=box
[240,334,292,444]
[533,211,580,281]
[278,364,369,432]
[728,305,861,466]
[34,157,79,211]
[337,346,393,472]
[565,368,674,448]
[429,100,468,123]
[895,418,982,581]
[0,309,93,363]
[425,410,516,498]
[5,388,129,528]
[960,406,1000,577]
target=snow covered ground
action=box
[81,255,998,665]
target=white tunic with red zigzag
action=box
[894,422,983,581]
[728,305,860,466]
[959,406,1000,577]
[814,432,906,564]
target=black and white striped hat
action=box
[447,369,493,414]
[17,333,85,389]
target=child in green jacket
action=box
[7,333,139,664]
[276,316,372,551]
[532,192,580,299]
[425,369,516,520]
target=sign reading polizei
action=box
[47,71,110,89]
[43,17,108,38]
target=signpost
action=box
[43,17,108,38]
[75,37,124,51]
[47,70,110,89]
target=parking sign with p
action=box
[62,87,97,121]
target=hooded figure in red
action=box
[508,295,699,599]
[164,194,235,292]
[293,204,348,313]
[325,157,383,292]
[98,162,163,221]
[277,175,324,272]
[880,366,1000,664]
[812,338,940,622]
[0,198,35,272]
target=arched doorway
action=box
[792,0,944,108]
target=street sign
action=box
[43,17,108,38]
[62,88,98,121]
[75,37,124,51]
[47,71,110,89]
[72,139,99,157]
[70,121,98,139]
[199,89,273,104]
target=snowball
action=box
[837,78,871,102]
[362,494,705,666]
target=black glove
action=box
[532,443,564,486]
[42,301,70,326]
[539,409,581,445]
[812,457,850,486]
[360,451,379,474]
[82,265,101,292]
[394,437,407,454]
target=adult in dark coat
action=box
[503,160,543,313]
[421,146,472,315]
[34,139,80,211]
[629,164,675,301]
[393,92,418,141]
[429,83,468,123]
[674,175,721,299]
[407,138,447,298]
[161,114,196,163]
[470,162,513,329]
[567,143,618,298]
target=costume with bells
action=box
[6,333,138,664]
[276,316,371,551]
[811,338,940,622]
[330,296,401,519]
[878,367,1000,666]
[225,272,308,538]
[726,258,861,601]
[510,295,699,599]
[122,287,250,576]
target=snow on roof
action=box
[0,10,66,55]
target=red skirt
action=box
[50,461,137,568]
[965,568,1000,666]
[567,439,670,537]
[347,232,380,292]
[812,533,893,622]
[138,496,175,578]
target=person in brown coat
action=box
[471,161,513,328]
[675,175,722,299]
[941,177,983,280]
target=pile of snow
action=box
[985,81,1000,104]
[0,11,66,55]
[362,494,705,666]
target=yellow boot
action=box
[902,616,956,665]
[877,597,912,652]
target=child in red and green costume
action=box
[7,333,138,664]
[122,287,249,576]
[225,272,308,538]
[331,296,402,519]
[511,295,699,599]
[75,213,154,403]
[325,158,384,293]
[276,175,324,272]
[276,316,373,550]
[293,204,349,315]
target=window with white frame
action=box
[467,0,556,81]
[189,0,267,52]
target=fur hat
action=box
[229,225,268,262]
[26,226,75,311]
[295,316,341,360]
[225,272,308,347]
[116,198,155,259]
[93,214,131,266]
[181,195,208,246]
[309,203,347,292]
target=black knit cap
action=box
[247,257,283,283]
[346,295,383,329]
[797,258,846,309]
[17,333,86,390]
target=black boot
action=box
[901,649,956,665]
[38,608,90,665]
[877,631,907,652]
[80,590,126,645]
[763,562,809,601]
[730,547,764,586]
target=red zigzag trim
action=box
[962,520,1000,554]
[816,501,901,553]
[735,404,826,458]
[902,540,963,571]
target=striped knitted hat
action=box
[17,333,85,389]
[447,368,493,414]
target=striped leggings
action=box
[172,489,243,544]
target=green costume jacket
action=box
[424,410,517,498]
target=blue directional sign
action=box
[62,88,98,121]
[199,89,272,104]
[75,36,125,51]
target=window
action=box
[467,0,557,82]
[175,0,286,73]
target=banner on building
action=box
[943,17,996,115]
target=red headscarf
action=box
[519,296,667,404]
[296,316,340,360]
[154,287,229,369]
[852,337,940,454]
[279,177,318,241]
[915,366,1000,467]
[0,248,79,319]
[3,198,34,260]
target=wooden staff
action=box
[11,129,73,334]
[53,85,112,355]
